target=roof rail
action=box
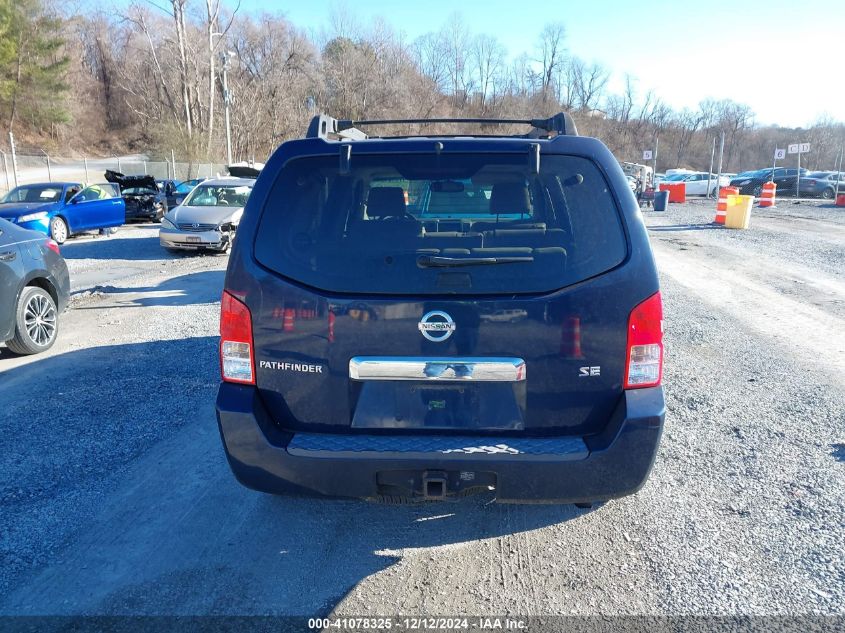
[305,112,578,140]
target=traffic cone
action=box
[715,186,738,224]
[758,182,776,207]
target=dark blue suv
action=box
[215,113,665,505]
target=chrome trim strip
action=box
[349,357,526,382]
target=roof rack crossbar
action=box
[306,112,578,140]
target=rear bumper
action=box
[215,384,665,503]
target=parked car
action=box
[669,172,731,198]
[215,112,665,506]
[181,178,208,190]
[0,182,124,244]
[159,177,254,252]
[730,167,809,197]
[797,171,845,199]
[156,179,194,209]
[0,217,69,354]
[105,170,168,222]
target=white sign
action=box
[774,148,786,160]
[642,150,653,160]
[788,144,799,154]
[800,143,810,153]
[788,143,810,154]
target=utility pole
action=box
[652,136,659,176]
[715,131,725,196]
[221,51,234,166]
[707,137,716,197]
[0,150,9,191]
[9,132,19,188]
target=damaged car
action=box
[158,177,253,253]
[104,170,167,222]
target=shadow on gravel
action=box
[0,338,587,616]
[648,224,722,232]
[0,337,220,595]
[61,235,173,261]
[72,270,226,308]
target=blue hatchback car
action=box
[0,182,126,244]
[215,113,665,506]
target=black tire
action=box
[6,286,59,355]
[821,188,835,200]
[50,216,68,244]
[752,185,763,197]
[574,502,594,509]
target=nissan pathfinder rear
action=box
[215,113,665,505]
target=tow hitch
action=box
[422,471,448,499]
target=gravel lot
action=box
[0,205,843,618]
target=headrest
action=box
[490,182,531,215]
[366,187,406,218]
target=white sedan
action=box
[159,177,254,253]
[665,172,731,198]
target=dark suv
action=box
[215,113,665,505]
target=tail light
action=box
[45,239,60,255]
[220,290,255,384]
[624,292,663,389]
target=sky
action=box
[93,0,845,128]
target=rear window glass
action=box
[254,153,627,295]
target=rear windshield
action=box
[254,153,627,295]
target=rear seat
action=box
[482,228,567,248]
[421,231,483,250]
[470,246,566,266]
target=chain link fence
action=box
[0,151,229,195]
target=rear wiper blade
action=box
[417,255,534,268]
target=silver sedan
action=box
[159,177,254,253]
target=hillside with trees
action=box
[2,0,844,172]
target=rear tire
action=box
[821,188,834,200]
[50,216,68,244]
[6,286,59,355]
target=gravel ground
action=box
[0,203,843,618]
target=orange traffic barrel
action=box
[283,308,295,332]
[715,186,739,224]
[836,194,845,207]
[758,181,777,207]
[327,311,336,343]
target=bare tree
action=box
[470,33,505,111]
[536,22,566,101]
